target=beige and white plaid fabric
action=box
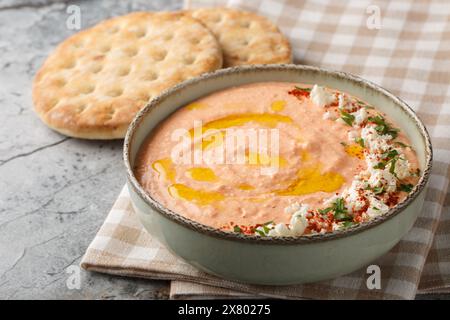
[81,0,450,299]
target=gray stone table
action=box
[0,0,447,300]
[0,0,183,300]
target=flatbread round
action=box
[33,12,223,139]
[188,7,292,67]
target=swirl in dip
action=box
[135,82,420,237]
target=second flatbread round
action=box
[33,12,223,139]
[189,7,292,67]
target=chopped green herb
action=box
[332,198,352,221]
[383,149,399,160]
[253,221,274,235]
[373,186,385,195]
[373,149,400,173]
[340,111,355,126]
[365,185,385,194]
[394,141,410,148]
[342,221,355,228]
[356,99,374,109]
[372,207,380,211]
[355,137,365,148]
[373,162,386,170]
[255,229,266,237]
[295,86,311,92]
[335,198,345,211]
[368,115,399,138]
[335,212,353,221]
[340,141,348,147]
[399,183,414,192]
[318,207,332,215]
[389,157,397,175]
[318,198,352,221]
[233,225,243,233]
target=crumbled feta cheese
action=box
[281,203,309,236]
[388,155,411,179]
[268,223,291,236]
[332,222,341,231]
[368,169,397,193]
[290,213,308,236]
[366,196,389,218]
[361,125,391,152]
[352,107,367,126]
[293,204,309,217]
[338,94,354,111]
[370,139,391,153]
[344,181,367,213]
[365,152,380,168]
[310,84,335,107]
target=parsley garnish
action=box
[394,141,410,148]
[233,225,243,233]
[373,149,399,173]
[332,198,352,221]
[355,137,365,148]
[368,115,399,138]
[342,221,355,228]
[373,162,386,169]
[254,221,274,236]
[365,185,385,195]
[383,149,399,159]
[317,198,352,221]
[295,86,312,92]
[373,186,385,194]
[399,183,414,192]
[255,229,266,237]
[318,207,332,215]
[340,111,355,126]
[389,157,397,175]
[356,99,374,109]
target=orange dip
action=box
[135,82,419,234]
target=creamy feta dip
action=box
[134,82,420,237]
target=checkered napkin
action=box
[81,0,450,299]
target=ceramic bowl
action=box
[124,65,432,285]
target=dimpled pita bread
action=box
[188,7,292,67]
[32,12,223,139]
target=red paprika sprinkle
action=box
[288,88,310,99]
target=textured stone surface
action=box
[0,0,447,300]
[0,0,181,300]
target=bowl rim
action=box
[124,64,433,245]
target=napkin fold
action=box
[82,0,450,299]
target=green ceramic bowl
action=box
[124,65,432,285]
